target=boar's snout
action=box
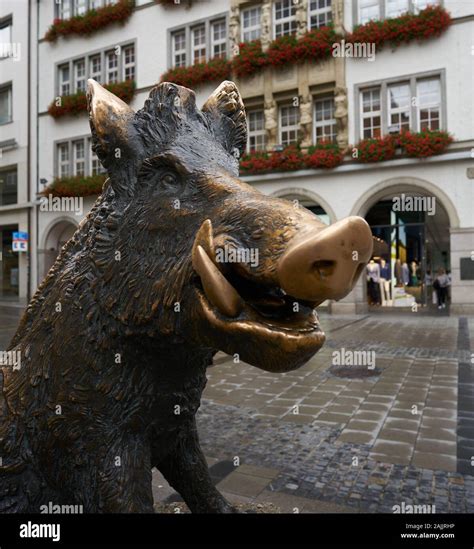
[278,216,373,305]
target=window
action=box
[74,59,86,93]
[247,110,266,152]
[58,0,72,19]
[359,0,380,24]
[90,0,104,8]
[417,78,441,131]
[387,83,410,132]
[211,19,227,59]
[89,140,105,175]
[90,54,101,83]
[57,43,134,94]
[385,0,409,17]
[106,50,119,84]
[358,74,443,138]
[361,88,381,138]
[0,85,12,125]
[59,64,70,95]
[73,141,85,176]
[0,168,17,206]
[241,6,261,42]
[123,45,135,81]
[172,30,186,68]
[314,98,336,142]
[191,25,206,64]
[74,0,87,16]
[309,0,332,30]
[0,18,12,59]
[279,105,299,146]
[57,143,70,178]
[274,0,297,38]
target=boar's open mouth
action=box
[191,220,323,339]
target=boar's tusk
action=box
[193,245,243,318]
[192,219,215,264]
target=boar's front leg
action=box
[156,421,236,513]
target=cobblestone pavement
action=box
[194,314,474,513]
[2,306,474,513]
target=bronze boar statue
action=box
[0,80,372,513]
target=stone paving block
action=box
[315,412,350,425]
[421,416,456,430]
[301,394,335,406]
[377,428,418,444]
[217,472,270,497]
[338,430,376,444]
[372,440,414,460]
[326,404,359,415]
[425,399,457,410]
[332,396,365,406]
[384,417,420,431]
[281,413,317,424]
[369,452,411,466]
[353,410,387,422]
[423,407,457,420]
[345,419,381,433]
[412,452,457,472]
[419,426,456,442]
[415,438,456,455]
[259,405,290,417]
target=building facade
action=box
[9,0,474,313]
[0,0,34,304]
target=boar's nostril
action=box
[312,260,336,280]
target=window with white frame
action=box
[361,88,381,139]
[172,30,187,68]
[0,85,12,125]
[313,98,337,142]
[385,0,409,17]
[58,0,72,19]
[247,110,266,152]
[359,0,380,24]
[387,82,410,132]
[274,0,297,39]
[191,25,206,64]
[59,64,70,95]
[105,50,119,83]
[241,6,261,42]
[417,78,441,131]
[74,59,86,93]
[89,140,105,175]
[211,19,227,59]
[57,143,70,178]
[90,54,101,83]
[73,141,85,176]
[74,0,87,16]
[279,105,299,146]
[123,45,135,81]
[57,43,134,95]
[0,18,12,59]
[309,0,333,30]
[358,74,442,138]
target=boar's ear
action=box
[202,81,247,159]
[87,79,141,185]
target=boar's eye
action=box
[160,172,178,189]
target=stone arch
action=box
[349,176,460,229]
[270,187,337,224]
